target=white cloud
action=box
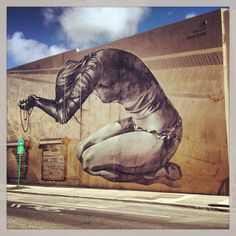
[185,12,197,19]
[8,32,67,66]
[42,7,149,49]
[41,7,58,26]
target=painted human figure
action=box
[18,48,183,185]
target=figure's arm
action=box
[18,59,102,124]
[35,95,81,124]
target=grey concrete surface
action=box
[7,184,229,211]
[7,191,229,229]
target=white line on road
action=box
[10,203,21,208]
[8,199,170,219]
[59,202,110,209]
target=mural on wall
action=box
[18,48,183,186]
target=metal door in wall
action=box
[41,142,65,181]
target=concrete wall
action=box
[7,9,229,195]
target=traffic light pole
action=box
[17,153,22,188]
[17,138,25,188]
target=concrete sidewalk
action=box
[7,184,229,212]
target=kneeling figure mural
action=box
[18,48,183,186]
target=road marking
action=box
[8,199,170,219]
[60,202,110,209]
[10,204,21,208]
[28,205,62,213]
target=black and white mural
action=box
[18,48,183,185]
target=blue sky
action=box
[7,6,223,69]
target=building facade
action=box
[7,9,229,195]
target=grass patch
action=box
[7,186,30,190]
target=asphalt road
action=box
[7,192,229,229]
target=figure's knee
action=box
[76,143,84,161]
[80,148,95,173]
[76,139,92,162]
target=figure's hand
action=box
[17,95,37,110]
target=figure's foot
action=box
[164,162,182,181]
[138,162,182,186]
[135,176,181,188]
[144,162,182,181]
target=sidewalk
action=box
[7,184,229,212]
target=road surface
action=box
[7,192,229,229]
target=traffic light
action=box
[17,138,25,155]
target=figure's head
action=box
[55,60,82,101]
[55,53,94,102]
[57,60,82,85]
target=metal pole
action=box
[17,153,22,188]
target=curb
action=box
[7,189,229,213]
